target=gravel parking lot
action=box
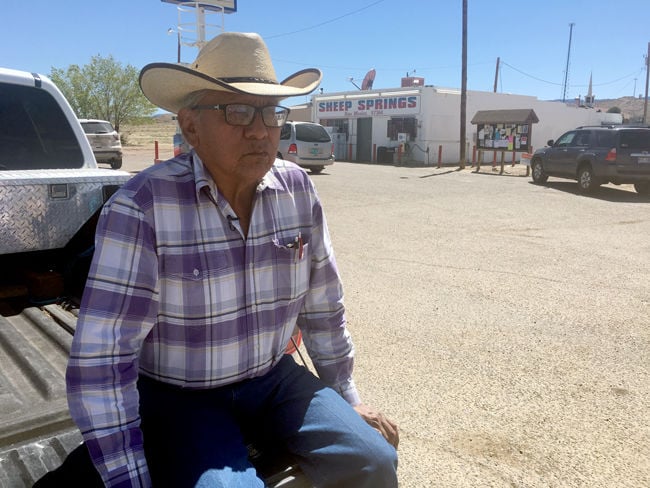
[124,153,649,487]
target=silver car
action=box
[277,121,334,174]
[79,119,123,169]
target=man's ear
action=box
[177,108,200,148]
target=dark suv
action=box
[530,125,650,194]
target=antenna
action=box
[348,77,361,90]
[562,22,575,102]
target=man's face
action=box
[179,91,283,187]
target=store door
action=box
[357,117,372,162]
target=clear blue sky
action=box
[3,0,649,105]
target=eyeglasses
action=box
[191,103,291,127]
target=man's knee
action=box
[360,438,398,486]
[327,434,398,488]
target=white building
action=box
[309,85,622,165]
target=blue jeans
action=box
[138,355,398,487]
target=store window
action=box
[387,117,417,141]
[320,119,349,137]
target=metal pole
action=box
[177,31,181,63]
[643,42,650,124]
[562,23,575,102]
[493,57,500,93]
[197,5,206,49]
[459,0,468,169]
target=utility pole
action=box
[643,42,650,124]
[493,57,500,93]
[459,0,468,169]
[562,23,575,102]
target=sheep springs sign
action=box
[317,95,420,118]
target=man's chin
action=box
[239,155,274,177]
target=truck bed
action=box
[0,304,82,487]
[0,305,310,487]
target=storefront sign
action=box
[317,95,420,118]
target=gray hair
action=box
[180,89,217,110]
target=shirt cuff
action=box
[86,434,151,488]
[338,378,362,406]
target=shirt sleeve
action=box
[66,189,159,487]
[296,184,361,406]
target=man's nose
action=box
[244,110,268,138]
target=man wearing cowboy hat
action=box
[66,32,398,488]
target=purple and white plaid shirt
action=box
[66,152,359,487]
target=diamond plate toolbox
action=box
[0,169,131,255]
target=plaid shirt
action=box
[66,152,359,488]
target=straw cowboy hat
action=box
[139,32,322,114]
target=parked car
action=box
[79,118,123,169]
[530,125,650,194]
[277,121,334,174]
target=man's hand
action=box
[353,403,399,449]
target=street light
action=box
[167,27,181,63]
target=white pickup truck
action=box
[0,67,132,487]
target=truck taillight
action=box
[288,143,298,155]
[605,148,617,161]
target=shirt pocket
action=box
[271,237,311,302]
[159,250,234,313]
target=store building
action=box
[309,83,622,165]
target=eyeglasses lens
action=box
[224,105,288,127]
[263,106,289,127]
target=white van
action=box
[277,121,335,174]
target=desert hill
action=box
[592,96,647,122]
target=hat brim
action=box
[140,63,322,114]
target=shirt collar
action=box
[190,150,285,198]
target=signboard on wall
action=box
[317,95,420,119]
[476,123,531,153]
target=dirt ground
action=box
[120,117,176,169]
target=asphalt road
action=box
[124,153,650,487]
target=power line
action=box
[500,61,562,86]
[500,60,642,89]
[265,0,385,39]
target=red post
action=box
[397,144,402,165]
[526,146,533,176]
[154,140,161,164]
[437,145,442,168]
[492,150,497,169]
[512,150,516,166]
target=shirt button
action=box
[193,268,200,277]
